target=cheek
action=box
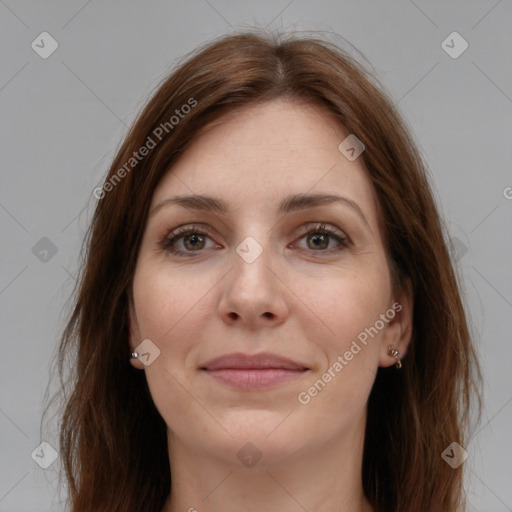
[132,265,214,431]
[132,263,213,344]
[297,262,391,352]
[131,263,216,417]
[294,263,390,409]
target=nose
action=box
[217,239,289,330]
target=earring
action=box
[388,346,402,369]
[130,352,138,359]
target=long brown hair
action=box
[52,30,482,512]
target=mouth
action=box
[200,352,309,390]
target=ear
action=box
[378,276,414,368]
[128,296,145,371]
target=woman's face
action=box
[129,98,410,467]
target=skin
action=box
[129,98,413,512]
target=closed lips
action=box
[200,352,308,371]
[200,352,309,390]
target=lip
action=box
[201,352,308,371]
[200,352,309,390]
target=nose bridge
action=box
[218,229,288,326]
[232,232,274,295]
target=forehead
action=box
[151,99,382,231]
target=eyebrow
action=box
[150,193,371,231]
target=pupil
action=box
[310,234,328,249]
[185,234,204,250]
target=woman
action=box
[55,31,482,512]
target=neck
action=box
[162,414,374,512]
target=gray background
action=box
[1,1,511,511]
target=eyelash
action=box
[159,222,350,257]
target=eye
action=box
[159,222,350,258]
[160,224,220,256]
[293,223,349,254]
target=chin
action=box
[219,416,308,464]
[218,435,305,469]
